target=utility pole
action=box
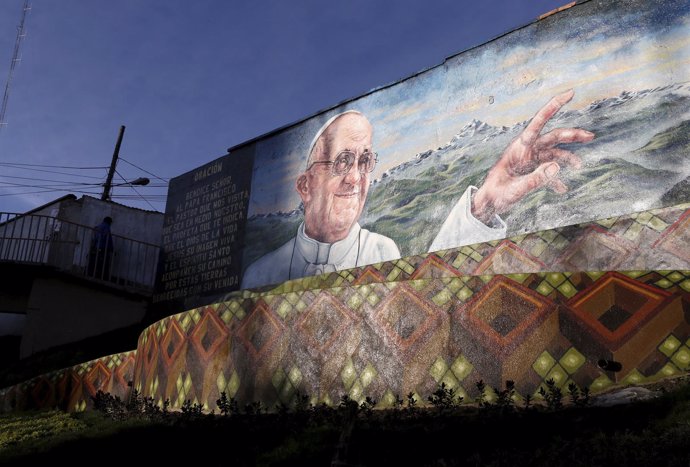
[102,125,126,201]
[0,0,31,137]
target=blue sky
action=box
[0,0,577,213]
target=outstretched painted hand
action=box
[472,90,594,224]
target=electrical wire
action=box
[0,162,107,169]
[119,157,169,183]
[114,169,157,211]
[0,164,107,179]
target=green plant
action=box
[294,391,312,413]
[244,401,265,416]
[216,391,239,416]
[428,382,462,412]
[475,380,488,408]
[180,399,204,418]
[126,389,143,414]
[567,382,591,407]
[539,379,563,411]
[523,394,532,410]
[493,380,516,413]
[359,397,376,418]
[405,392,418,413]
[91,390,127,420]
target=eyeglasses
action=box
[307,150,378,176]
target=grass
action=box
[1,378,689,466]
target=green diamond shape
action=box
[647,216,669,232]
[456,286,473,301]
[285,292,300,305]
[280,382,295,401]
[288,366,303,386]
[432,288,453,307]
[511,234,527,244]
[659,335,682,357]
[536,281,554,296]
[655,279,673,289]
[636,211,653,224]
[349,379,364,403]
[541,230,558,242]
[387,267,402,281]
[179,314,193,332]
[469,251,483,262]
[217,372,228,394]
[551,235,569,250]
[671,346,690,369]
[622,271,645,279]
[447,277,463,293]
[450,355,473,381]
[276,301,292,319]
[530,239,548,256]
[479,275,493,283]
[557,281,577,298]
[341,359,357,390]
[221,310,233,324]
[621,369,645,385]
[347,293,363,310]
[367,292,381,306]
[360,363,377,388]
[227,371,240,397]
[623,222,644,240]
[460,246,474,255]
[440,371,459,390]
[656,362,680,378]
[506,273,529,284]
[596,217,618,229]
[532,351,556,378]
[559,348,586,375]
[545,364,568,387]
[546,273,566,287]
[381,389,396,407]
[429,357,448,382]
[452,253,469,269]
[667,271,684,282]
[586,271,605,281]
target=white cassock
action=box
[240,186,506,289]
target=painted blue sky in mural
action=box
[0,0,577,213]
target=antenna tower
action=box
[0,0,31,136]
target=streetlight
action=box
[113,177,150,187]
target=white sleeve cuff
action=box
[428,186,507,252]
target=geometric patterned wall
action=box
[0,351,135,412]
[130,270,690,410]
[2,202,690,411]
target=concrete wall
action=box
[20,277,148,358]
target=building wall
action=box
[20,277,148,358]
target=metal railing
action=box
[0,212,160,291]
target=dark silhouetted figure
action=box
[88,216,114,279]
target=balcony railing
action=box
[0,212,160,291]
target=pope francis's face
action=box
[297,113,373,243]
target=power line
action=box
[120,157,169,183]
[114,168,157,211]
[0,164,107,179]
[0,0,31,138]
[0,174,100,185]
[0,162,107,169]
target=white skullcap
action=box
[305,110,363,169]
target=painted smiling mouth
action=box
[335,192,360,198]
